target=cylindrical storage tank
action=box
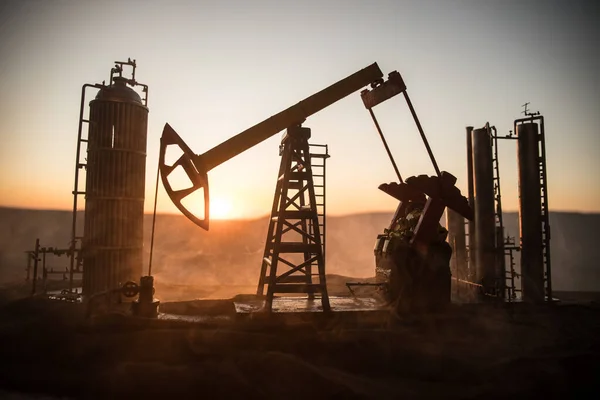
[517,122,544,302]
[82,77,148,296]
[471,127,496,291]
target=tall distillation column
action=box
[470,125,497,292]
[82,62,149,296]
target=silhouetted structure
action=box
[72,59,149,296]
[159,63,385,312]
[257,126,330,311]
[451,108,552,303]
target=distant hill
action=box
[0,207,598,292]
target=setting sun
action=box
[210,196,233,220]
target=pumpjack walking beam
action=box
[159,63,385,231]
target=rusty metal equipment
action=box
[72,59,149,297]
[130,276,160,318]
[81,277,158,318]
[370,175,473,311]
[360,72,472,240]
[355,71,473,312]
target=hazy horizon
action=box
[1,206,598,292]
[1,204,598,221]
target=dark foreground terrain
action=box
[0,289,599,399]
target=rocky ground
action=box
[0,283,599,399]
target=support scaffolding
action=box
[257,126,331,312]
[26,238,82,298]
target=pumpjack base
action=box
[234,295,382,314]
[78,292,565,333]
[132,298,160,318]
[91,295,389,329]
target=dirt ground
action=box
[0,285,599,400]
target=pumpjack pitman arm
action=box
[159,63,384,230]
[360,71,474,250]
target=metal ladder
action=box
[68,84,103,291]
[490,125,507,298]
[308,144,329,260]
[538,124,552,300]
[491,126,504,239]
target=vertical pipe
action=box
[495,226,506,299]
[471,127,496,291]
[465,126,475,281]
[26,252,31,281]
[148,162,160,277]
[42,250,47,294]
[517,122,544,303]
[446,209,467,280]
[31,239,40,296]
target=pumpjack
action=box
[156,63,473,314]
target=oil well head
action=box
[82,60,149,296]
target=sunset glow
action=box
[210,196,233,220]
[0,0,599,218]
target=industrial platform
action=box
[233,295,383,314]
[116,295,391,329]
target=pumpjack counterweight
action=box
[257,126,330,312]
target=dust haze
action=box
[1,207,599,298]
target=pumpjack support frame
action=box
[257,126,330,312]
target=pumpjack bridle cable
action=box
[148,161,160,276]
[367,108,404,184]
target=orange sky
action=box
[1,0,599,219]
